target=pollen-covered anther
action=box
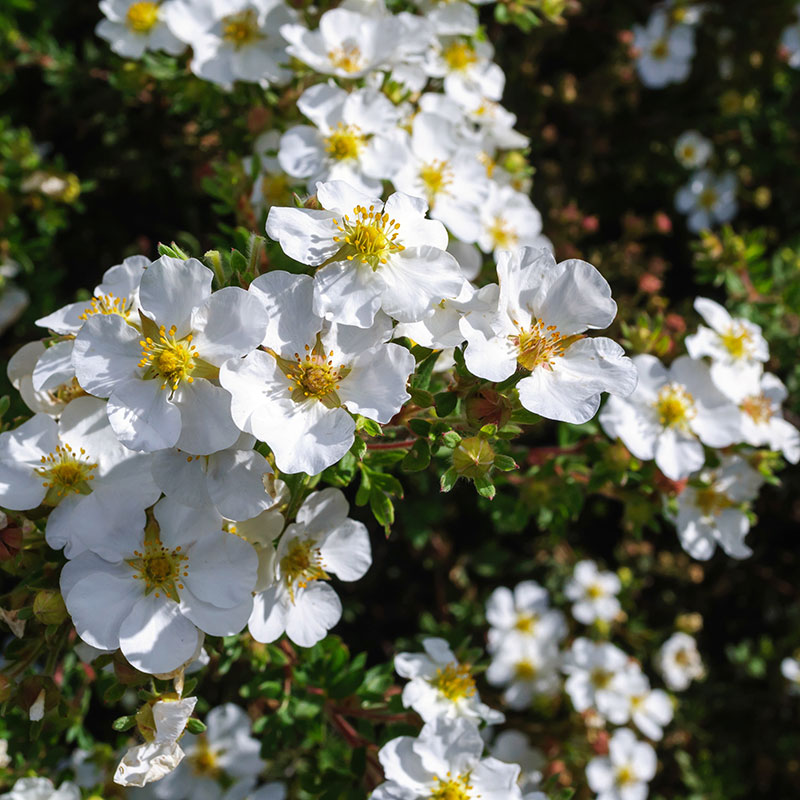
[431,661,476,701]
[280,538,329,603]
[740,393,772,424]
[333,205,405,269]
[324,123,366,161]
[327,42,363,73]
[442,40,478,72]
[419,159,453,202]
[720,324,752,359]
[221,8,262,48]
[654,382,696,429]
[512,318,582,371]
[35,443,98,498]
[430,772,474,800]
[139,324,198,391]
[78,292,131,321]
[286,349,344,400]
[127,538,188,602]
[125,1,159,33]
[488,215,518,250]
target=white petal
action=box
[319,518,371,581]
[249,271,321,352]
[185,531,258,608]
[284,581,342,647]
[265,207,338,266]
[248,585,288,643]
[72,314,142,398]
[207,448,275,520]
[107,379,182,452]
[179,585,253,637]
[173,378,240,455]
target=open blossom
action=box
[781,656,800,695]
[614,667,674,741]
[732,373,800,463]
[96,0,185,59]
[476,184,544,257]
[633,9,695,88]
[248,488,371,648]
[781,5,800,69]
[220,271,414,475]
[461,248,637,424]
[395,637,505,724]
[565,560,622,625]
[0,778,80,800]
[485,581,567,652]
[115,696,197,787]
[562,638,630,716]
[669,455,764,561]
[279,84,405,196]
[489,730,546,795]
[674,130,712,169]
[675,170,738,232]
[164,0,296,87]
[266,180,465,328]
[373,717,523,800]
[0,396,159,558]
[150,703,265,800]
[486,636,561,709]
[72,255,268,455]
[34,255,149,399]
[685,297,768,397]
[60,497,258,674]
[586,728,657,800]
[424,35,505,105]
[656,632,704,691]
[599,354,742,480]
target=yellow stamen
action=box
[328,43,363,73]
[511,318,583,372]
[430,773,473,800]
[126,533,188,603]
[719,325,751,359]
[654,383,696,429]
[78,292,131,322]
[442,40,478,72]
[139,325,198,391]
[333,204,405,270]
[324,123,366,161]
[125,1,160,33]
[418,160,453,203]
[740,393,772,424]
[431,662,476,701]
[487,215,518,250]
[222,9,262,48]
[280,538,329,603]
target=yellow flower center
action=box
[616,765,637,786]
[699,187,718,210]
[487,215,518,250]
[586,583,605,599]
[332,204,405,269]
[328,43,363,73]
[674,648,691,666]
[282,343,345,404]
[126,532,188,603]
[512,318,583,372]
[650,39,669,59]
[49,378,88,405]
[514,659,537,680]
[680,145,696,161]
[430,774,473,800]
[630,694,645,710]
[280,538,329,602]
[78,292,131,322]
[431,662,476,701]
[590,667,613,689]
[442,40,478,72]
[35,443,97,503]
[514,612,539,633]
[694,486,732,517]
[139,325,199,391]
[222,9,262,48]
[189,738,221,778]
[740,393,773,424]
[126,1,160,33]
[260,173,292,209]
[719,325,751,359]
[654,383,696,429]
[419,160,453,203]
[324,123,366,161]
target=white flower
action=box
[586,728,657,800]
[0,739,8,769]
[424,35,505,105]
[685,297,768,397]
[34,255,150,399]
[0,778,80,800]
[279,84,405,196]
[669,455,764,560]
[781,656,800,695]
[220,270,414,475]
[395,637,505,724]
[250,130,293,215]
[476,184,544,258]
[165,0,296,88]
[72,255,268,455]
[0,396,160,558]
[486,637,562,710]
[245,784,288,800]
[373,717,523,800]
[248,488,371,648]
[391,112,489,243]
[280,8,412,78]
[674,130,712,168]
[485,581,567,652]
[656,632,704,691]
[781,7,800,69]
[413,0,479,35]
[151,703,265,800]
[0,282,28,336]
[266,181,465,328]
[60,497,258,674]
[489,730,546,794]
[562,638,630,715]
[115,697,198,787]
[7,341,84,417]
[633,10,695,88]
[96,0,185,59]
[565,560,622,625]
[151,434,277,521]
[675,170,738,232]
[615,667,674,741]
[461,248,637,424]
[599,354,742,480]
[733,373,800,463]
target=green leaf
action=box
[440,467,458,493]
[369,489,395,534]
[408,387,435,408]
[349,437,367,461]
[355,416,382,437]
[402,439,431,472]
[111,715,137,732]
[230,249,248,276]
[493,454,518,472]
[473,474,496,500]
[411,350,440,390]
[434,391,458,417]
[408,418,432,437]
[441,431,461,449]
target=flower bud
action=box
[452,436,495,480]
[33,590,68,626]
[0,526,22,561]
[465,389,512,430]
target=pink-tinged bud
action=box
[654,212,672,233]
[638,274,662,294]
[665,313,686,334]
[0,526,22,561]
[465,389,512,429]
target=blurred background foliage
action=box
[1,0,800,797]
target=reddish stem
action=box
[365,438,417,451]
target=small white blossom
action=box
[586,728,657,800]
[565,560,622,625]
[476,184,544,258]
[96,0,185,59]
[675,170,738,232]
[562,638,630,716]
[489,730,546,794]
[486,636,562,709]
[633,10,695,88]
[656,632,704,691]
[674,130,712,168]
[781,656,800,695]
[395,637,505,724]
[485,581,567,652]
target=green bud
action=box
[33,590,68,626]
[452,436,495,480]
